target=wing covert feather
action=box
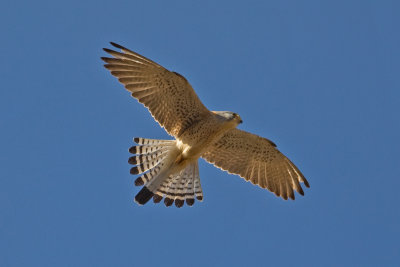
[202,128,309,200]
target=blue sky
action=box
[1,1,399,266]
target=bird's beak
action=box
[239,119,243,124]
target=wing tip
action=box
[303,179,310,188]
[110,41,123,49]
[100,57,110,62]
[103,47,114,54]
[298,187,305,196]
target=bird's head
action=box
[212,111,243,125]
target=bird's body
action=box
[102,42,309,207]
[178,111,242,160]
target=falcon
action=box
[102,42,309,208]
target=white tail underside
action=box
[130,137,203,207]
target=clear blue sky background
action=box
[1,1,399,266]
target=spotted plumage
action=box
[102,42,309,208]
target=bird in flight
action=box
[102,42,309,208]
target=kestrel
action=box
[102,42,309,207]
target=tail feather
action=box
[130,137,203,207]
[129,154,166,175]
[134,186,154,205]
[183,176,195,206]
[155,161,203,207]
[128,149,168,165]
[193,163,204,201]
[131,138,174,205]
[153,193,163,203]
[134,163,164,186]
[157,176,174,195]
[129,145,171,155]
[134,137,174,146]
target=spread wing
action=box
[202,128,309,200]
[102,42,210,138]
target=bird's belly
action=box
[176,142,204,163]
[178,134,222,162]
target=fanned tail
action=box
[154,162,203,207]
[129,138,174,205]
[128,137,203,208]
